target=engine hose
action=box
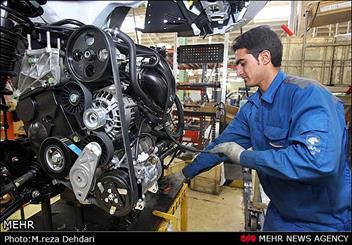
[117,43,199,152]
[122,45,198,151]
[48,19,85,26]
[110,30,208,154]
[150,95,183,139]
[159,145,178,162]
[130,43,178,127]
[0,5,34,29]
[164,146,180,169]
[115,41,157,56]
[136,46,176,109]
[134,43,176,96]
[114,41,175,111]
[137,104,162,124]
[162,79,209,154]
[106,28,164,115]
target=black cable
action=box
[164,95,184,137]
[176,1,195,30]
[0,5,34,29]
[48,19,85,27]
[162,88,209,154]
[40,16,48,24]
[164,146,180,169]
[134,118,146,159]
[33,24,76,36]
[132,9,139,44]
[111,32,164,115]
[111,29,212,155]
[306,2,320,33]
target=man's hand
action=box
[169,171,190,184]
[209,142,245,165]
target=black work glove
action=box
[173,170,190,184]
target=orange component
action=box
[1,112,15,140]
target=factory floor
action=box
[187,186,245,231]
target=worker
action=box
[180,25,351,231]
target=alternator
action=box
[83,86,136,139]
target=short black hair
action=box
[232,25,283,67]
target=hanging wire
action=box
[40,16,48,24]
[305,2,320,33]
[132,9,139,44]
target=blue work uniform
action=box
[183,70,351,231]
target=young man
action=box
[181,25,351,231]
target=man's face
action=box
[234,48,263,87]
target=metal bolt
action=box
[48,77,55,85]
[51,152,62,164]
[69,93,79,104]
[72,136,80,143]
[84,50,94,59]
[108,193,114,201]
[27,57,33,64]
[32,190,40,198]
[89,112,98,123]
[11,157,19,163]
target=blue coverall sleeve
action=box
[241,85,345,182]
[183,103,252,179]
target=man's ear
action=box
[260,50,271,65]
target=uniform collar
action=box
[247,90,260,107]
[261,69,286,104]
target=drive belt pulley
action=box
[61,81,92,115]
[39,137,78,179]
[66,25,111,83]
[94,169,133,217]
[81,132,114,166]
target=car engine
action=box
[0,1,184,222]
